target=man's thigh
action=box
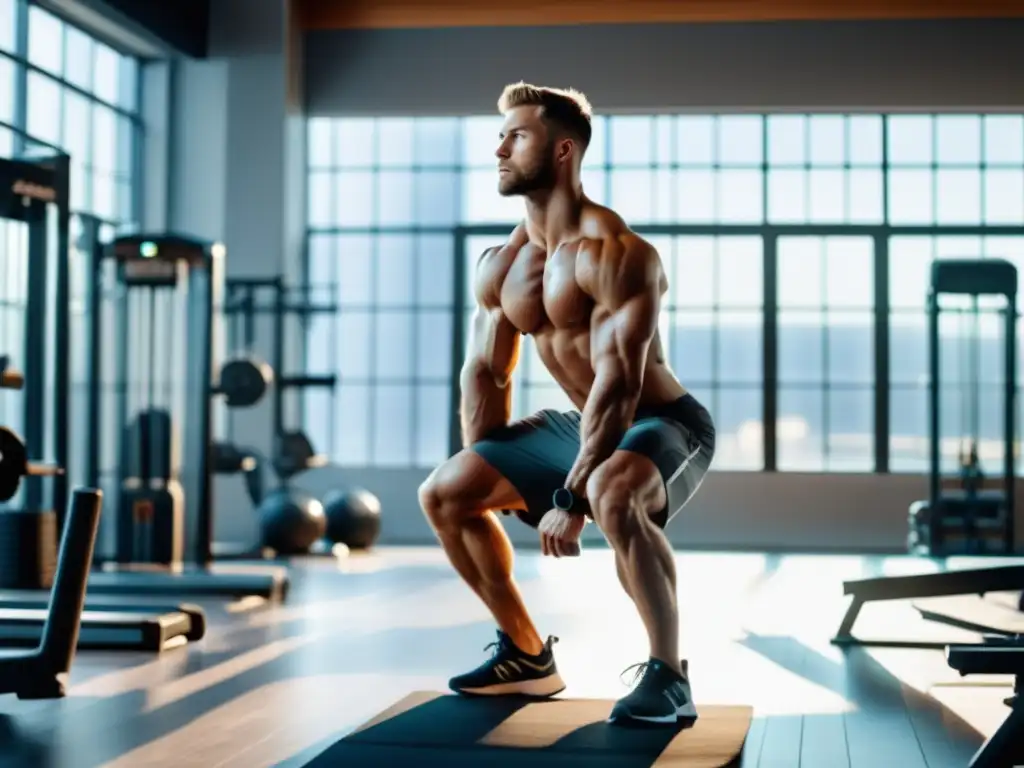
[468,409,581,528]
[617,417,712,529]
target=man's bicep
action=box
[465,248,520,382]
[591,240,662,385]
[466,306,520,382]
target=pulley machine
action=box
[81,234,288,600]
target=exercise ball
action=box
[323,488,382,550]
[258,488,326,555]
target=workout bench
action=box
[947,639,1024,768]
[832,564,1024,649]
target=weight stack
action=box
[0,510,59,589]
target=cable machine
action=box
[908,258,1017,556]
[81,234,288,600]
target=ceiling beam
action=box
[296,0,1024,30]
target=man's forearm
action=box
[459,364,513,446]
[566,377,639,494]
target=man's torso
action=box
[476,205,685,413]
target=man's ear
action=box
[556,137,575,164]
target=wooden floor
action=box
[0,547,1015,768]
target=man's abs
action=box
[527,325,686,413]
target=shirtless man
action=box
[418,83,716,726]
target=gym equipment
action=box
[0,419,206,649]
[0,508,58,589]
[0,161,210,656]
[258,489,326,555]
[323,488,382,550]
[0,591,205,651]
[212,441,266,512]
[0,427,64,503]
[214,284,276,407]
[80,233,289,601]
[915,590,1024,628]
[273,430,329,481]
[907,259,1017,556]
[250,431,330,556]
[833,564,1024,649]
[946,639,1024,768]
[215,278,336,559]
[0,488,102,700]
[212,442,258,474]
[117,409,184,566]
[214,356,274,408]
[0,149,72,523]
[0,606,200,652]
[833,259,1022,650]
[0,356,23,390]
[220,278,336,460]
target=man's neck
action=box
[523,183,584,254]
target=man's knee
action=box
[587,455,664,545]
[418,450,512,530]
[418,458,463,530]
[589,478,644,544]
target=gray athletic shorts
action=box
[469,394,716,529]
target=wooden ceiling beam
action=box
[295,0,1024,30]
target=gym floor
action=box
[0,547,1007,767]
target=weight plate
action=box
[0,427,28,503]
[219,357,273,408]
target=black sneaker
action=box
[608,658,697,725]
[449,630,566,698]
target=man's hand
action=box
[538,508,586,558]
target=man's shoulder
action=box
[577,204,665,300]
[472,224,534,304]
[579,205,657,263]
[477,222,531,266]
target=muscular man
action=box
[418,83,716,726]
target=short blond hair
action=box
[497,81,593,150]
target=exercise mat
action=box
[303,690,752,767]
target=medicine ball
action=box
[323,488,382,550]
[258,488,326,555]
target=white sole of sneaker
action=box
[455,672,566,698]
[607,700,699,725]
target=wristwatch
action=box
[552,487,575,512]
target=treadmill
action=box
[78,232,290,603]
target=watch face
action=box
[553,488,573,510]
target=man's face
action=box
[495,105,557,196]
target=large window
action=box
[2,0,142,501]
[305,112,1024,475]
[777,236,875,472]
[1,0,140,231]
[304,119,460,467]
